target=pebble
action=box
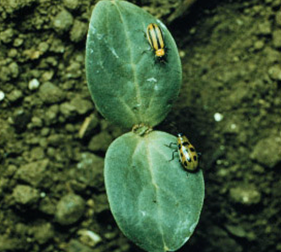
[55,194,86,225]
[65,62,82,79]
[0,90,5,101]
[179,50,185,58]
[39,82,65,104]
[214,112,223,122]
[49,38,65,53]
[272,29,281,48]
[4,165,17,177]
[225,225,246,238]
[104,231,117,240]
[250,136,281,168]
[15,159,49,186]
[38,41,49,53]
[0,66,10,82]
[78,229,102,247]
[28,78,40,90]
[253,40,264,50]
[70,20,87,43]
[75,152,104,188]
[46,147,55,158]
[13,184,40,205]
[253,164,265,174]
[60,102,77,119]
[65,123,76,132]
[88,132,113,152]
[41,127,50,136]
[230,184,261,206]
[44,104,59,125]
[9,62,19,78]
[30,146,45,161]
[47,134,64,146]
[70,96,93,115]
[7,89,23,103]
[13,37,23,47]
[257,21,271,35]
[268,65,281,80]
[41,71,54,82]
[8,48,17,58]
[30,116,43,128]
[63,0,79,10]
[39,197,56,215]
[32,222,54,245]
[0,28,14,44]
[53,9,73,34]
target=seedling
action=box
[86,1,204,251]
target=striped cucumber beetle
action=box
[166,133,199,172]
[146,23,166,61]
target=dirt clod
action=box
[1,0,281,252]
[53,9,74,34]
[229,184,261,206]
[13,184,40,206]
[55,194,86,226]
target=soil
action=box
[0,0,281,252]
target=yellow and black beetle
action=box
[146,23,166,61]
[166,133,199,172]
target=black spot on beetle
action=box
[193,156,197,161]
[184,161,188,166]
[178,144,181,149]
[183,142,190,146]
[189,147,195,152]
[181,153,183,157]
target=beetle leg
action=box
[165,142,177,148]
[168,149,177,162]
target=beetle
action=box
[166,133,199,172]
[146,23,166,61]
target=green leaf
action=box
[86,0,182,128]
[105,131,204,252]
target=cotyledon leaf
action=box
[86,0,182,128]
[105,131,205,252]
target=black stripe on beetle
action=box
[146,23,166,59]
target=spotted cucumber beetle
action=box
[146,23,166,61]
[166,133,199,172]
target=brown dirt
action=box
[0,0,281,252]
